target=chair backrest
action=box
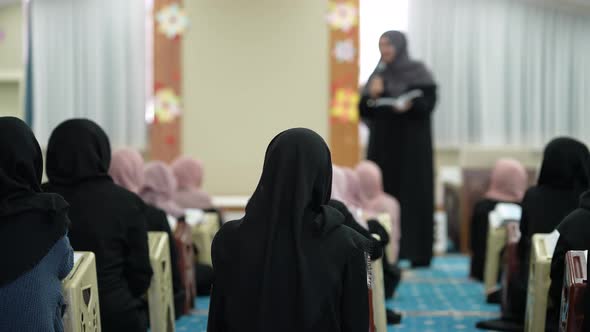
[443,183,461,252]
[147,232,176,332]
[501,221,522,319]
[370,234,387,332]
[174,221,196,313]
[62,252,101,332]
[192,212,220,267]
[484,216,507,293]
[525,233,555,332]
[559,250,587,332]
[375,213,398,265]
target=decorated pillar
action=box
[150,1,188,162]
[327,0,360,167]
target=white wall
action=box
[0,3,23,119]
[182,0,329,195]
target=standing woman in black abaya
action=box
[359,30,437,267]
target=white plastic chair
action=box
[483,203,522,293]
[371,235,387,332]
[524,231,558,332]
[147,232,176,332]
[62,252,101,332]
[191,212,220,266]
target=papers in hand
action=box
[495,203,522,221]
[488,203,522,229]
[368,89,424,109]
[73,252,83,266]
[545,230,560,257]
[185,209,205,226]
[167,215,177,231]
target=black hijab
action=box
[328,199,382,260]
[365,30,435,97]
[557,190,590,245]
[46,119,112,185]
[0,117,69,287]
[537,137,590,190]
[236,128,368,330]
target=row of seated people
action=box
[331,162,403,325]
[467,137,590,331]
[1,118,382,332]
[0,117,218,332]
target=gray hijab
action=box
[365,31,435,97]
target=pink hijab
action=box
[331,165,348,202]
[109,148,144,194]
[140,161,185,218]
[356,160,401,261]
[171,156,213,209]
[343,168,363,208]
[485,158,528,203]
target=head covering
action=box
[538,137,590,190]
[172,156,204,189]
[365,30,435,97]
[328,199,382,260]
[236,128,369,330]
[171,156,213,209]
[109,148,145,194]
[343,168,362,208]
[140,161,184,218]
[46,119,112,185]
[0,117,69,287]
[330,165,348,202]
[356,160,401,260]
[485,158,528,203]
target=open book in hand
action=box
[368,89,424,109]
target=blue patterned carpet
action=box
[175,255,500,331]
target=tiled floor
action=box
[175,255,500,331]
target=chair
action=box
[500,221,521,320]
[191,212,220,267]
[483,204,522,294]
[375,213,398,264]
[559,250,587,332]
[524,233,558,331]
[443,182,461,252]
[62,252,101,332]
[370,234,387,332]
[147,232,176,332]
[174,220,197,313]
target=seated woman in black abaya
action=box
[207,128,373,332]
[546,194,590,331]
[43,119,153,332]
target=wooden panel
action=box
[328,0,360,167]
[150,0,183,162]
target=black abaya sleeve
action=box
[585,258,590,331]
[547,235,570,327]
[341,248,370,332]
[406,85,437,119]
[124,211,153,297]
[207,284,226,332]
[518,194,531,264]
[359,95,376,120]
